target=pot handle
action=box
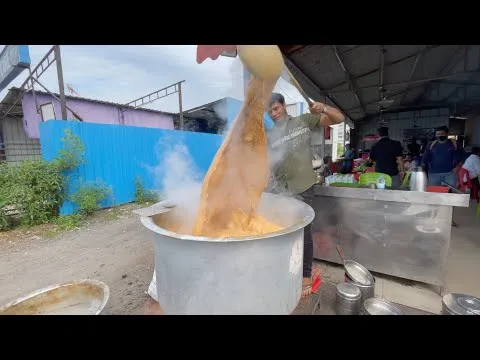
[336,245,346,263]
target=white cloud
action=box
[0,45,304,114]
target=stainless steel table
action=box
[311,185,470,288]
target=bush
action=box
[0,129,84,230]
[70,180,113,216]
[54,213,84,231]
[0,160,64,227]
[134,177,159,204]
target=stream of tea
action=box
[192,46,285,238]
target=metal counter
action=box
[311,185,470,287]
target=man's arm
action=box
[312,102,345,126]
[301,102,345,129]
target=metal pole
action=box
[32,77,83,121]
[178,82,184,130]
[28,66,39,113]
[54,45,68,120]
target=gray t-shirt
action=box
[267,113,323,195]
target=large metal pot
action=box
[141,192,315,315]
[442,293,480,315]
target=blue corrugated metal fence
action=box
[39,121,223,215]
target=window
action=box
[39,102,56,122]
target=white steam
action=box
[152,136,203,229]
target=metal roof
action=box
[0,87,177,119]
[184,97,226,120]
[278,45,480,123]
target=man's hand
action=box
[309,102,327,115]
[310,101,346,126]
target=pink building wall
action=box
[21,92,175,138]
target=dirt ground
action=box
[0,204,161,315]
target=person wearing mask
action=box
[421,126,463,186]
[266,92,345,298]
[339,144,355,174]
[368,127,405,188]
[462,146,480,200]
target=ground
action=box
[0,204,157,315]
[1,202,479,315]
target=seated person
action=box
[462,146,480,200]
[404,153,417,171]
[317,156,333,185]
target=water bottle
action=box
[376,176,386,190]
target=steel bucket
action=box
[141,192,315,315]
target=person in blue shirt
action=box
[421,126,463,186]
[340,144,355,174]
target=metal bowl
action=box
[0,279,110,315]
[442,293,480,315]
[362,298,405,315]
[344,260,374,286]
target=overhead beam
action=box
[345,83,428,113]
[278,45,311,56]
[331,45,366,118]
[399,51,423,105]
[325,45,440,91]
[325,70,480,95]
[282,54,354,128]
[412,45,467,105]
[378,45,386,103]
[437,47,474,105]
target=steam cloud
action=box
[152,136,203,229]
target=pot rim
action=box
[363,298,405,315]
[345,271,376,287]
[141,192,315,243]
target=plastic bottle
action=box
[376,176,386,190]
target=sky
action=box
[0,45,305,114]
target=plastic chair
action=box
[458,168,479,203]
[359,172,392,187]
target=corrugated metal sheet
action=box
[40,121,223,215]
[357,108,450,149]
[1,116,41,162]
[281,45,480,123]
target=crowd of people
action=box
[317,125,480,200]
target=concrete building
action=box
[0,87,176,162]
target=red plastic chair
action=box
[458,168,479,202]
